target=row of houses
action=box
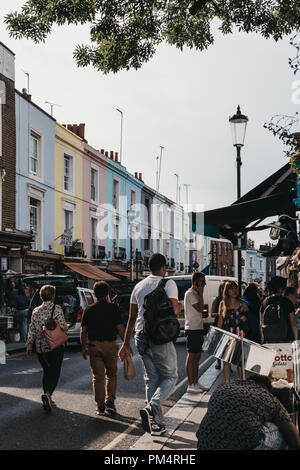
[0,41,280,291]
[1,41,189,280]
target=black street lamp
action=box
[229,105,248,296]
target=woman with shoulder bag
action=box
[26,284,68,412]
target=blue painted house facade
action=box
[15,90,56,261]
[246,249,266,286]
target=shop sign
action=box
[211,243,218,270]
[60,230,73,247]
[265,343,294,383]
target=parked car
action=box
[164,275,238,336]
[25,275,97,343]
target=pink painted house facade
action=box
[82,143,107,262]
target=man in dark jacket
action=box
[80,281,125,416]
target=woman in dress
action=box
[217,281,249,382]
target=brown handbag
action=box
[123,355,136,380]
[43,305,68,350]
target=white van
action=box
[165,275,238,336]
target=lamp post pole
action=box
[116,108,123,164]
[174,173,179,204]
[229,105,248,298]
[236,145,242,297]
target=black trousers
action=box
[37,346,64,395]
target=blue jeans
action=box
[15,309,28,342]
[135,331,178,425]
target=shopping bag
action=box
[124,356,136,380]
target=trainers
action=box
[187,383,203,393]
[151,422,166,436]
[140,407,152,434]
[96,405,106,416]
[41,393,52,412]
[105,401,116,415]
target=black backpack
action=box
[262,299,288,342]
[143,279,180,345]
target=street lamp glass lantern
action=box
[229,105,248,147]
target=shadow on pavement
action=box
[0,391,144,450]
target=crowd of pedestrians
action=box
[7,253,298,448]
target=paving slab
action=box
[131,360,221,451]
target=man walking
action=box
[119,253,181,436]
[184,272,206,393]
[80,281,125,416]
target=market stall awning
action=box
[63,262,119,281]
[192,163,297,243]
[112,271,145,281]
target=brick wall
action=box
[210,240,234,277]
[1,72,16,229]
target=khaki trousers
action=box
[88,341,118,406]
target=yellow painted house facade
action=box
[54,123,84,256]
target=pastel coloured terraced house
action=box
[54,123,84,257]
[82,143,107,262]
[15,89,56,254]
[105,151,129,262]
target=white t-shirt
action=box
[184,287,203,330]
[130,275,178,333]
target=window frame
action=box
[91,165,99,203]
[63,152,74,194]
[29,129,43,180]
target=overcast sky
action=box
[1,1,299,248]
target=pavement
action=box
[131,359,225,451]
[5,340,224,451]
[5,341,27,354]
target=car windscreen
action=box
[24,276,77,289]
[173,280,192,301]
[28,287,80,326]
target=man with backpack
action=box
[260,276,297,344]
[119,253,181,436]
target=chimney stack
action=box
[105,151,109,157]
[139,173,143,181]
[22,88,32,101]
[110,151,114,160]
[78,123,85,139]
[64,123,85,139]
[114,152,118,162]
[134,172,138,178]
[101,149,104,154]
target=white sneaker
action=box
[187,383,203,393]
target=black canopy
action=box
[193,163,297,243]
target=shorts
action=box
[185,329,205,354]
